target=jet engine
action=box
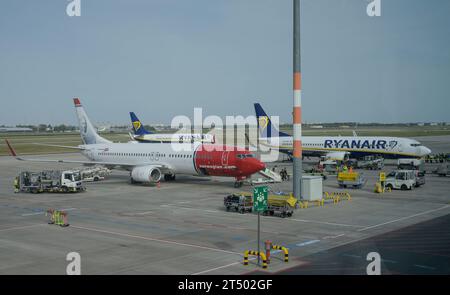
[131,166,162,183]
[324,151,349,161]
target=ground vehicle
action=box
[79,166,111,182]
[415,171,425,187]
[385,170,416,190]
[224,193,253,213]
[337,172,367,188]
[356,156,384,170]
[398,158,425,173]
[437,163,450,176]
[319,160,338,174]
[263,195,297,218]
[17,170,85,193]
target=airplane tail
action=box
[254,103,290,138]
[130,112,152,135]
[73,98,111,145]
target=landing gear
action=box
[164,174,176,181]
[234,181,243,188]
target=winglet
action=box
[73,98,81,107]
[5,139,17,157]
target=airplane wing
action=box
[5,139,172,172]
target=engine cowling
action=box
[324,151,349,161]
[131,166,162,183]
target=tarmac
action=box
[0,136,449,275]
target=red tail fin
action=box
[5,139,17,157]
[73,98,81,106]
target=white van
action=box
[385,170,416,190]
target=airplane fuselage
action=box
[260,136,431,159]
[81,142,264,179]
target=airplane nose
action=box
[248,159,266,173]
[421,146,432,156]
[256,160,266,171]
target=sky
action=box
[0,0,449,126]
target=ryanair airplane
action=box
[254,103,431,160]
[129,112,215,144]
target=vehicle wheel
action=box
[401,184,408,191]
[94,177,99,182]
[226,206,230,211]
[386,184,393,190]
[234,182,242,188]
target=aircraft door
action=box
[222,151,229,166]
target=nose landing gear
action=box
[234,176,246,188]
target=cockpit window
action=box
[236,154,256,159]
[410,143,421,147]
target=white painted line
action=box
[134,211,153,216]
[191,255,259,275]
[160,205,220,214]
[414,264,436,270]
[0,224,45,232]
[323,233,345,239]
[358,205,450,232]
[296,240,320,247]
[71,225,241,256]
[191,261,241,275]
[288,218,364,228]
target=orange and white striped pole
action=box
[293,0,302,199]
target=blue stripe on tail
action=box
[254,103,290,138]
[130,112,152,135]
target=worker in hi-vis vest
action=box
[13,177,19,193]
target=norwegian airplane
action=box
[253,103,431,160]
[4,99,265,187]
[129,112,215,144]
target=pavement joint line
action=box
[0,223,46,232]
[358,205,450,232]
[381,259,398,264]
[21,207,77,217]
[71,225,241,256]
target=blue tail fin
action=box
[254,103,290,138]
[130,112,152,135]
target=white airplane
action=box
[4,99,265,187]
[254,103,432,160]
[129,112,215,144]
